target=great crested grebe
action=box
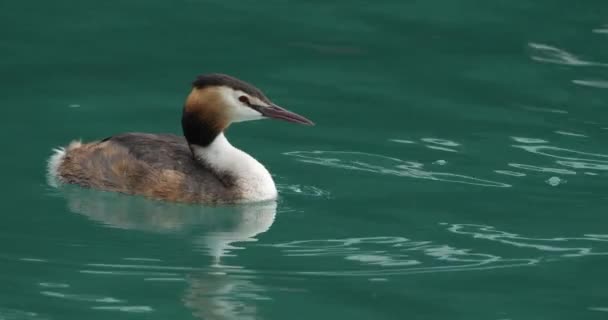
[47,74,314,204]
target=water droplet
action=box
[546,176,565,186]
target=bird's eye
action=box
[238,96,250,104]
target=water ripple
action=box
[494,170,526,177]
[266,236,535,277]
[19,258,47,263]
[593,24,608,34]
[122,257,163,262]
[511,137,548,144]
[513,145,608,164]
[143,277,186,282]
[528,43,608,67]
[510,141,608,177]
[91,306,154,313]
[262,222,608,278]
[0,308,48,320]
[555,130,588,138]
[79,270,181,277]
[446,224,608,258]
[391,138,461,153]
[521,105,568,114]
[508,163,576,175]
[276,184,331,198]
[40,291,124,303]
[85,263,197,271]
[39,282,70,288]
[426,145,458,153]
[557,160,608,170]
[572,79,608,89]
[420,138,461,147]
[389,139,416,144]
[284,151,510,188]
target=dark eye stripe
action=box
[239,95,265,112]
[249,104,264,112]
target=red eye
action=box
[238,96,250,104]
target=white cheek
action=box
[222,89,265,122]
[230,104,264,122]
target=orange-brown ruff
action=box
[47,74,314,204]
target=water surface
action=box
[2,1,608,319]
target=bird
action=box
[47,73,314,204]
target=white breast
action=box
[192,133,277,202]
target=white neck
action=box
[192,133,277,202]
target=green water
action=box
[2,1,608,319]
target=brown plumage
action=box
[56,134,240,204]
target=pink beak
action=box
[259,104,314,126]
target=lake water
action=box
[2,1,608,319]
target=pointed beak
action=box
[258,104,314,126]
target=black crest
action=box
[192,73,270,103]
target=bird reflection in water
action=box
[62,186,276,320]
